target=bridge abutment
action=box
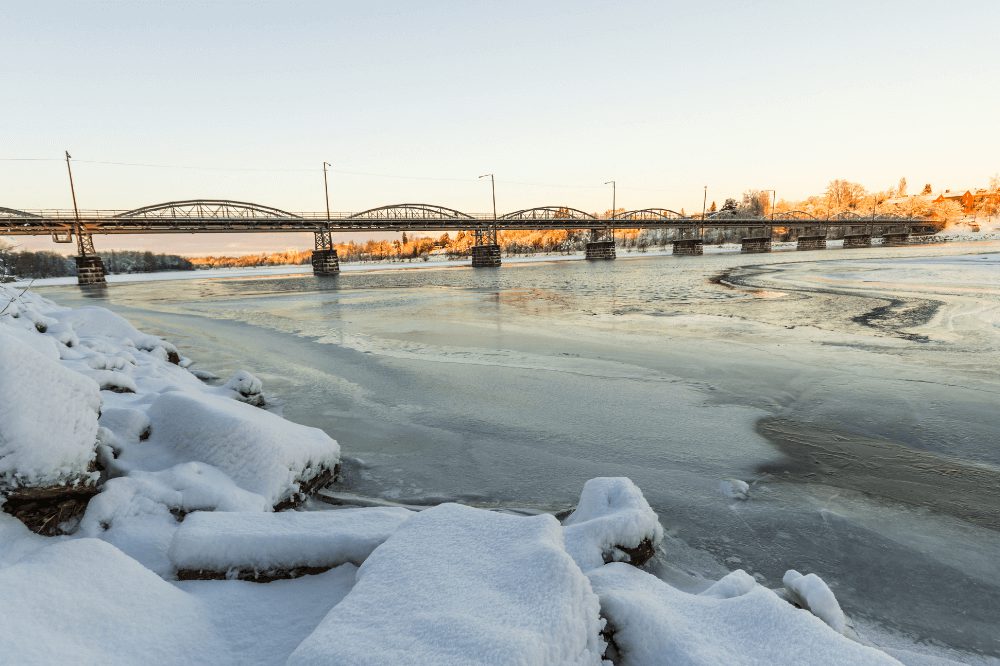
[584,240,616,260]
[740,237,772,254]
[843,234,872,248]
[471,244,502,268]
[672,239,704,256]
[75,255,106,286]
[311,249,340,275]
[796,235,827,251]
[882,232,911,246]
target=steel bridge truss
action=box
[0,200,938,242]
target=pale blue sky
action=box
[4,0,998,254]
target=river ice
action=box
[41,239,1000,660]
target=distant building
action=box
[933,189,975,213]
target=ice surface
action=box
[589,563,899,665]
[563,477,664,571]
[0,329,101,489]
[289,503,607,665]
[169,507,413,573]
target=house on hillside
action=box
[933,189,975,213]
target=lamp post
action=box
[64,151,84,256]
[604,180,616,243]
[322,161,332,223]
[700,185,707,239]
[479,173,497,246]
[766,189,777,221]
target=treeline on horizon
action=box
[0,247,194,279]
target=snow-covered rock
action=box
[137,391,340,508]
[169,507,413,578]
[289,503,607,665]
[0,538,227,664]
[52,305,179,361]
[783,569,847,634]
[221,370,265,406]
[719,478,750,500]
[0,329,101,490]
[562,477,663,571]
[589,563,899,665]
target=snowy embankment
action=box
[0,284,912,664]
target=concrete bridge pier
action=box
[585,240,616,260]
[73,233,105,286]
[311,249,341,275]
[471,244,502,267]
[672,239,704,256]
[882,232,911,246]
[75,255,106,285]
[796,235,827,251]
[741,237,773,253]
[843,234,872,248]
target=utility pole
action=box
[64,151,84,255]
[479,173,497,245]
[323,161,332,223]
[701,185,708,239]
[604,180,616,243]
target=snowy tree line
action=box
[0,244,194,279]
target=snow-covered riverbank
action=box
[0,283,939,664]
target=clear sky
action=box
[4,0,998,254]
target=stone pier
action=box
[471,244,502,268]
[740,237,772,254]
[843,234,872,248]
[311,249,341,275]
[74,255,106,285]
[882,232,911,246]
[671,239,704,256]
[584,240,616,260]
[796,235,827,251]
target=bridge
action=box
[0,200,940,285]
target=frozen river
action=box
[44,241,1000,660]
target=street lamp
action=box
[322,161,332,223]
[700,185,708,239]
[64,151,84,256]
[479,173,497,220]
[766,189,777,221]
[604,180,616,243]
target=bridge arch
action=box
[831,210,865,221]
[349,204,475,220]
[499,206,596,221]
[613,208,686,221]
[0,207,40,218]
[772,210,819,221]
[115,199,302,219]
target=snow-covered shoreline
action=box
[0,284,971,664]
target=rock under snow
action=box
[0,329,101,490]
[588,563,899,665]
[0,538,227,664]
[562,477,663,571]
[288,503,607,665]
[782,569,847,634]
[221,370,265,406]
[138,390,340,508]
[719,478,750,500]
[169,507,413,580]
